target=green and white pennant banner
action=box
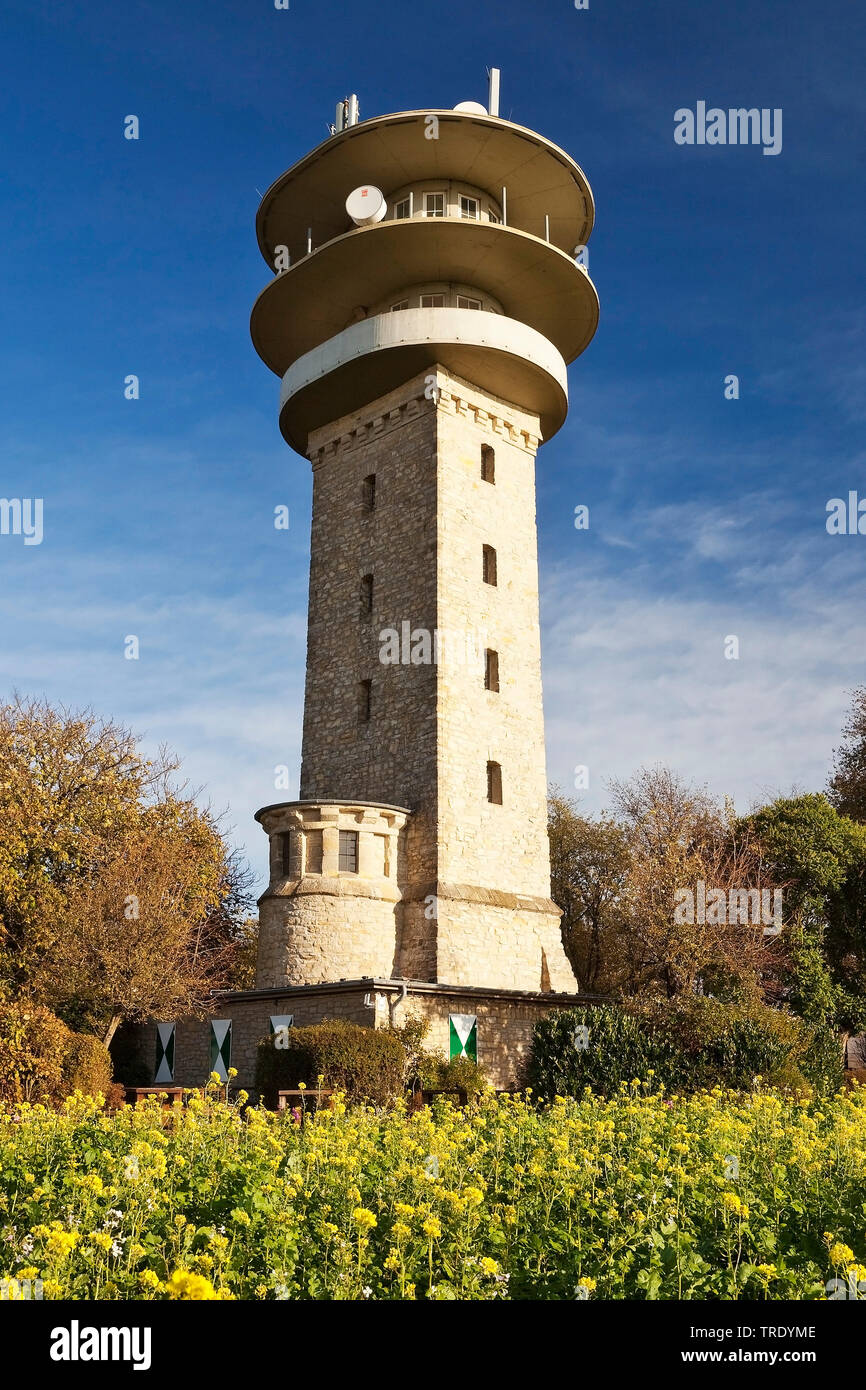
[154,1022,175,1084]
[449,1013,477,1062]
[209,1019,232,1082]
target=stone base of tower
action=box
[114,979,602,1095]
[398,887,575,992]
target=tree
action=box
[829,687,866,822]
[609,767,782,1001]
[548,770,782,1003]
[0,695,254,1044]
[741,793,866,1028]
[547,791,630,992]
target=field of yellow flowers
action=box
[1,1080,865,1300]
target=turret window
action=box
[487,761,503,805]
[391,300,409,312]
[421,293,446,308]
[424,192,445,217]
[458,295,482,310]
[339,830,359,873]
[482,544,498,586]
[481,444,495,482]
[394,197,411,219]
[460,195,480,220]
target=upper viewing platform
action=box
[251,79,600,454]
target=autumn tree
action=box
[608,767,783,1001]
[547,791,630,993]
[0,695,254,1044]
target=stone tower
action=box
[250,84,598,1000]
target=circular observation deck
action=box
[250,109,599,453]
[255,109,595,265]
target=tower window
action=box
[481,444,495,482]
[487,761,503,805]
[278,832,292,876]
[458,295,482,310]
[421,293,445,308]
[488,209,501,225]
[460,195,480,220]
[391,300,409,311]
[394,197,411,219]
[359,679,372,723]
[338,830,358,873]
[482,544,498,586]
[424,191,445,217]
[360,573,374,617]
[485,649,500,693]
[363,474,376,511]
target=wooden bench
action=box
[277,1088,334,1116]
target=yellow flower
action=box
[479,1257,499,1276]
[90,1232,113,1252]
[138,1269,161,1291]
[828,1242,855,1266]
[422,1217,441,1239]
[352,1208,377,1231]
[166,1269,220,1300]
[46,1229,80,1259]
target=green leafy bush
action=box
[417,1053,488,1099]
[255,1019,406,1108]
[529,998,843,1099]
[63,1030,113,1098]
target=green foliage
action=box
[255,1019,406,1108]
[529,999,841,1100]
[416,1053,488,1099]
[0,1001,113,1105]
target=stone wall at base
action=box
[114,980,602,1095]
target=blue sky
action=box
[1,0,864,889]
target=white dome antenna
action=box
[453,100,488,116]
[345,185,387,227]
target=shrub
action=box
[63,1031,113,1099]
[528,998,841,1100]
[417,1053,488,1100]
[255,1019,406,1108]
[0,1002,114,1105]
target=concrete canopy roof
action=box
[256,110,595,264]
[250,219,599,375]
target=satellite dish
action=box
[453,100,488,115]
[345,185,387,226]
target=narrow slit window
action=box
[487,761,503,805]
[278,832,292,876]
[363,474,376,511]
[482,544,497,586]
[485,649,499,693]
[339,830,358,873]
[359,679,372,723]
[481,444,495,482]
[360,573,374,617]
